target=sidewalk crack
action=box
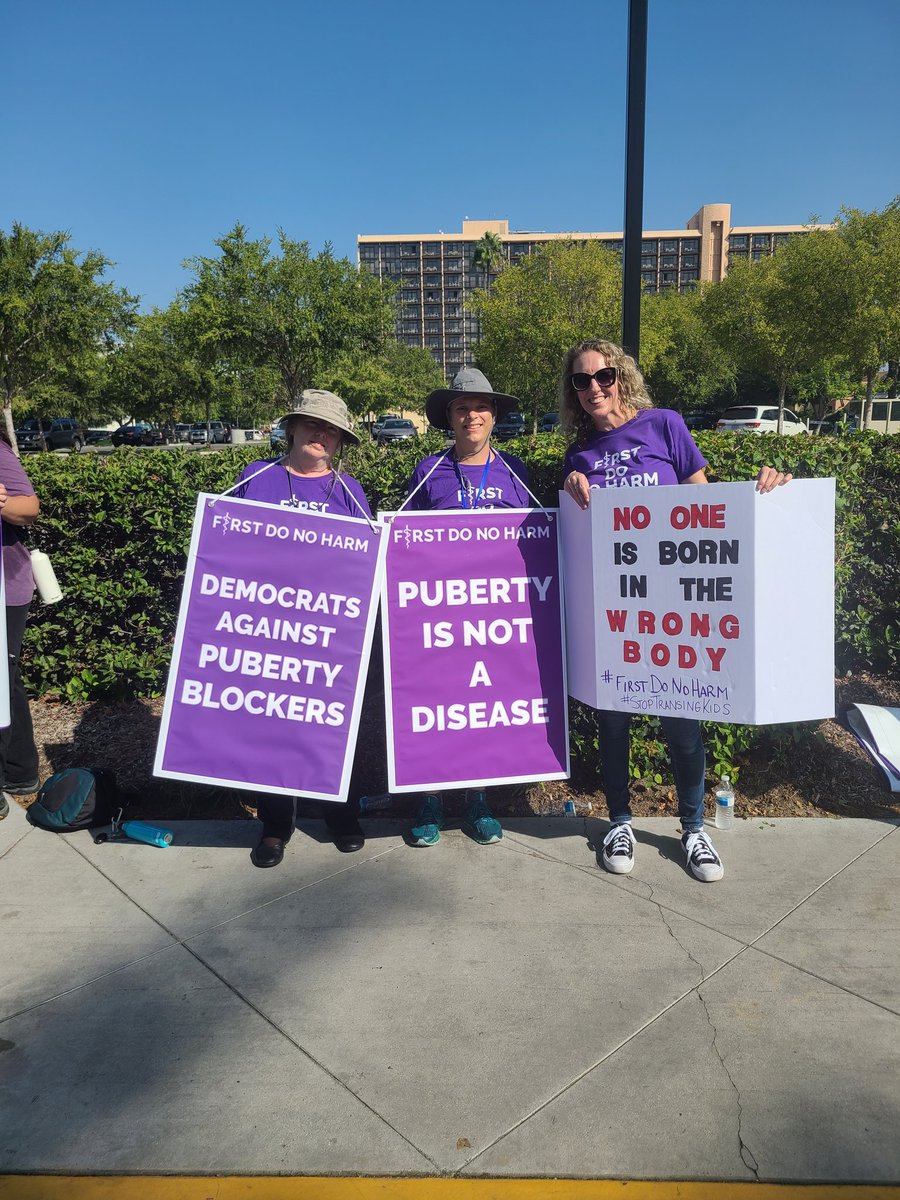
[697,984,759,1180]
[657,904,704,976]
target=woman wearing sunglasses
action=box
[559,340,789,883]
[404,367,532,847]
[234,389,374,867]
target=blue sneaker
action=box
[463,790,502,844]
[409,794,443,846]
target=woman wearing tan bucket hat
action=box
[234,389,374,866]
[404,367,533,848]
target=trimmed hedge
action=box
[20,432,899,781]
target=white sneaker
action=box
[601,823,635,874]
[682,829,724,882]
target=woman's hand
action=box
[755,465,793,493]
[0,483,7,511]
[564,470,592,510]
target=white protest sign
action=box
[560,479,835,725]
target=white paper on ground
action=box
[845,704,900,791]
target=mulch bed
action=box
[17,672,899,824]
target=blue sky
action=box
[3,0,897,311]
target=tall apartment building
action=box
[358,203,827,380]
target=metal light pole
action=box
[622,0,648,363]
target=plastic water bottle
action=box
[714,776,735,830]
[357,794,392,813]
[121,820,174,847]
[563,799,592,817]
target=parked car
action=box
[173,423,192,442]
[140,425,173,446]
[86,428,112,445]
[494,411,527,441]
[683,410,720,431]
[810,412,859,435]
[716,405,809,435]
[188,420,230,444]
[374,418,417,443]
[538,412,560,434]
[110,424,150,447]
[270,419,287,452]
[372,412,400,437]
[16,417,86,452]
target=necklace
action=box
[285,466,337,508]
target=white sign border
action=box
[153,492,388,802]
[378,507,570,793]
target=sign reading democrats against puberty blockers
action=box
[381,509,569,791]
[155,495,386,801]
[560,479,835,725]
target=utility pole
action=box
[622,0,648,363]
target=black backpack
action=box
[26,768,119,833]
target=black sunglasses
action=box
[570,367,617,391]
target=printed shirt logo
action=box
[589,446,658,489]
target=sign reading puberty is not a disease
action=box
[155,495,385,801]
[561,479,835,725]
[381,509,569,791]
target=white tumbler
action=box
[30,549,63,604]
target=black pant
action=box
[256,623,385,842]
[1,602,39,790]
[256,793,361,843]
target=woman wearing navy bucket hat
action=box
[404,367,532,847]
[233,389,375,866]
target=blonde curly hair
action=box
[558,340,653,443]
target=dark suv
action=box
[494,411,527,441]
[17,418,86,452]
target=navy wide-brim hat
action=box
[424,367,519,431]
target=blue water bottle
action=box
[120,820,174,847]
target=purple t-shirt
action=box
[0,442,36,606]
[234,459,372,519]
[563,409,706,490]
[406,450,531,510]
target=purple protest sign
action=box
[380,508,569,791]
[154,494,386,801]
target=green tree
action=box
[827,200,900,429]
[182,224,395,404]
[320,340,445,422]
[0,222,137,444]
[641,286,737,410]
[470,240,622,429]
[701,229,840,432]
[471,231,506,292]
[101,304,281,429]
[101,306,221,425]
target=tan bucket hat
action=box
[279,389,359,445]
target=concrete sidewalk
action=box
[1,801,898,1187]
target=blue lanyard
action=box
[453,453,492,509]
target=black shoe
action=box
[251,838,285,868]
[0,794,9,821]
[326,816,365,853]
[3,778,39,796]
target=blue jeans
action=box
[596,711,706,833]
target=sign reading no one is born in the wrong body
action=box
[561,479,835,725]
[154,495,385,801]
[381,509,569,792]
